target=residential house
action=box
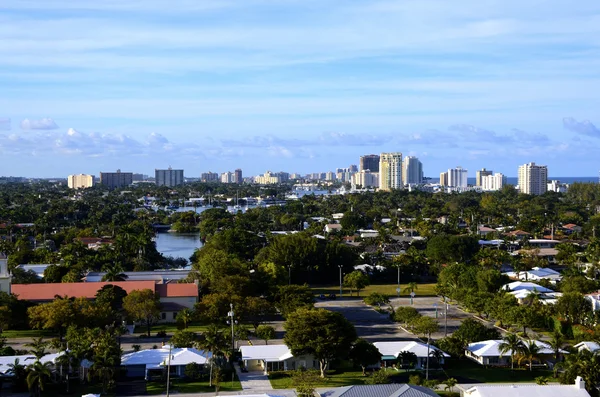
[505,230,530,240]
[527,239,559,248]
[502,267,562,284]
[0,352,92,379]
[325,224,343,233]
[240,344,317,374]
[84,270,192,283]
[461,376,589,397]
[16,264,54,279]
[121,347,211,379]
[585,292,600,311]
[11,281,198,323]
[321,384,440,397]
[465,339,566,367]
[501,281,561,304]
[562,224,583,235]
[373,341,449,369]
[477,226,496,237]
[74,237,114,250]
[574,342,600,353]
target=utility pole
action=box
[444,296,448,337]
[228,303,235,351]
[288,265,292,285]
[338,265,343,297]
[166,343,173,397]
[426,332,431,380]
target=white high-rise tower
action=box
[379,153,403,191]
[402,156,423,185]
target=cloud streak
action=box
[20,118,59,130]
[563,117,600,138]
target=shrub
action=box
[409,374,423,385]
[364,293,390,307]
[132,344,141,352]
[156,330,167,338]
[367,369,389,385]
[184,362,205,380]
[394,307,421,326]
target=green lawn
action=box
[146,377,242,394]
[442,359,557,383]
[147,323,210,335]
[1,329,55,339]
[269,369,369,389]
[311,283,438,298]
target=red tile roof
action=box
[156,283,199,298]
[12,281,198,301]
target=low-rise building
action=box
[465,339,566,367]
[574,341,600,353]
[373,341,449,369]
[323,384,440,397]
[121,347,210,379]
[240,344,316,374]
[462,377,588,397]
[502,267,562,284]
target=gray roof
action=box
[321,384,439,397]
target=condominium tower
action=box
[360,154,380,172]
[68,174,94,189]
[518,162,548,195]
[155,168,184,187]
[475,168,493,187]
[481,173,506,191]
[448,166,468,188]
[379,153,403,191]
[402,156,423,185]
[100,170,133,189]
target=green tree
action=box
[195,325,229,387]
[364,292,390,307]
[518,340,542,371]
[444,377,457,393]
[284,308,357,377]
[26,360,52,397]
[498,333,523,370]
[25,337,47,359]
[292,369,320,397]
[95,284,128,313]
[122,289,161,337]
[349,339,382,376]
[397,351,418,371]
[28,297,78,340]
[555,292,592,325]
[343,270,370,296]
[394,307,421,327]
[171,330,198,348]
[274,284,314,317]
[256,325,276,345]
[7,358,27,392]
[367,369,389,385]
[452,318,500,344]
[101,263,128,282]
[176,308,194,329]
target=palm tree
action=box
[547,330,565,362]
[430,349,445,368]
[397,351,417,372]
[444,378,457,393]
[26,360,52,397]
[25,337,47,359]
[407,282,418,294]
[518,340,542,371]
[176,308,194,329]
[7,358,27,391]
[556,349,600,395]
[101,263,128,282]
[498,333,523,370]
[195,325,229,387]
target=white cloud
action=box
[20,118,59,130]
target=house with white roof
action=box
[503,267,562,284]
[462,376,590,397]
[574,341,600,353]
[585,291,600,311]
[240,344,316,374]
[0,352,92,379]
[121,347,211,379]
[501,281,561,304]
[373,341,449,369]
[465,339,567,367]
[321,384,440,397]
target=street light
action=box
[227,303,236,351]
[338,265,343,297]
[288,265,292,285]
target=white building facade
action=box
[518,162,548,195]
[352,170,379,188]
[379,152,403,191]
[68,174,94,189]
[402,156,423,185]
[481,173,506,191]
[448,166,468,188]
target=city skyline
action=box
[2,1,600,176]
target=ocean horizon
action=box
[426,176,599,185]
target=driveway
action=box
[234,362,274,392]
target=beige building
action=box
[68,174,94,189]
[439,172,448,186]
[518,162,548,195]
[481,173,506,191]
[352,170,379,188]
[378,152,403,191]
[475,168,493,187]
[254,171,281,184]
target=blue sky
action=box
[1,0,600,178]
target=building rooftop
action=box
[321,384,440,397]
[463,378,589,397]
[373,341,449,359]
[240,344,293,362]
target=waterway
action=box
[154,231,202,261]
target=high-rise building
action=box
[360,154,380,172]
[448,166,468,188]
[379,153,403,191]
[132,173,146,182]
[475,168,493,187]
[325,171,335,181]
[234,169,243,184]
[481,173,506,191]
[155,167,184,187]
[100,170,133,189]
[201,172,219,182]
[220,171,234,183]
[68,174,94,189]
[518,162,548,195]
[352,170,379,188]
[254,171,281,184]
[402,156,423,185]
[349,164,358,173]
[440,172,448,186]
